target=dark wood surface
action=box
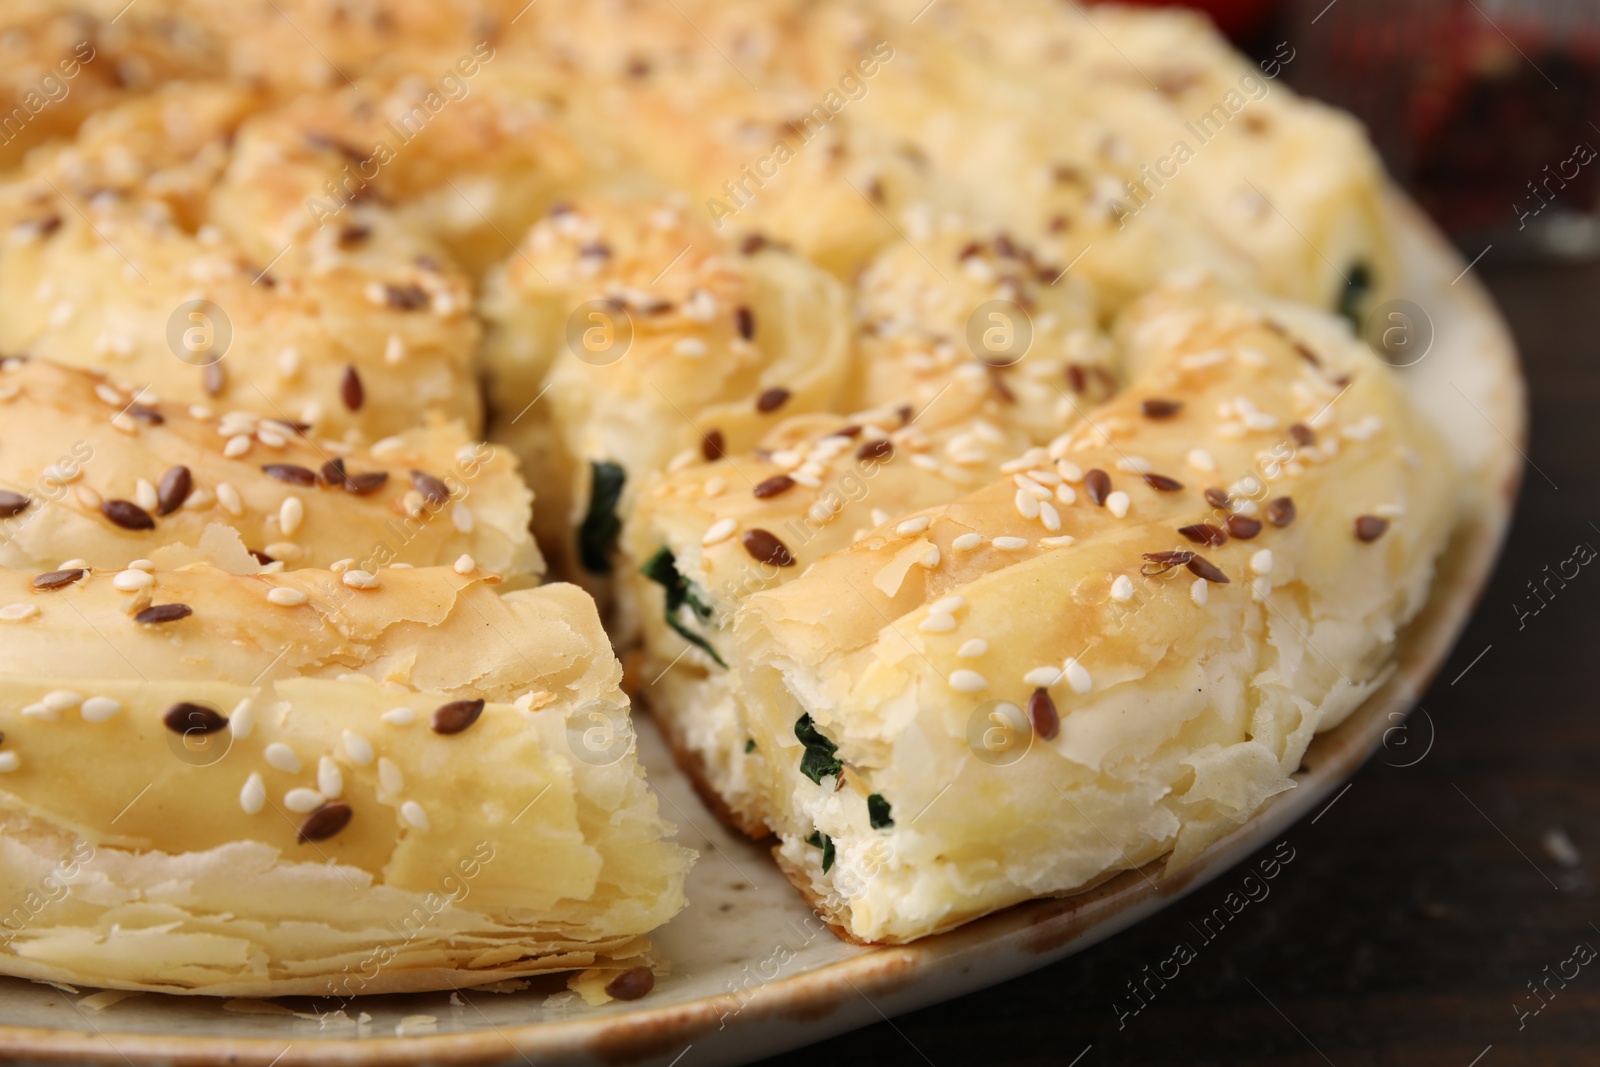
[756,262,1600,1067]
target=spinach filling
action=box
[639,546,727,668]
[794,713,842,785]
[867,793,894,830]
[805,830,836,873]
[577,461,625,574]
[1337,261,1372,334]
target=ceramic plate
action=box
[0,192,1525,1067]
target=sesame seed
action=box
[162,702,227,734]
[1055,483,1077,505]
[1085,469,1111,505]
[1014,488,1041,519]
[754,474,796,499]
[1141,398,1183,419]
[1143,473,1184,492]
[702,518,738,546]
[1041,535,1077,547]
[1110,575,1135,601]
[135,603,192,624]
[1186,555,1230,584]
[452,503,474,532]
[370,436,405,460]
[264,742,301,773]
[1179,524,1228,547]
[952,533,984,552]
[1056,461,1084,482]
[918,612,957,633]
[452,554,476,576]
[223,434,251,458]
[1250,549,1274,575]
[931,596,965,614]
[1039,501,1062,531]
[267,587,307,607]
[1226,515,1263,539]
[1266,497,1297,527]
[279,497,304,536]
[318,757,344,799]
[134,478,159,512]
[673,337,708,357]
[1191,577,1210,605]
[156,466,192,515]
[401,800,431,831]
[741,528,795,567]
[21,703,56,721]
[230,700,255,740]
[1024,666,1063,687]
[263,464,317,487]
[0,604,37,622]
[411,470,451,506]
[1064,658,1092,694]
[992,536,1029,550]
[285,787,326,813]
[1027,688,1060,741]
[217,483,243,516]
[94,383,122,406]
[263,542,301,562]
[378,757,404,794]
[1106,491,1131,518]
[110,568,152,593]
[382,707,416,727]
[756,387,790,414]
[1355,515,1390,542]
[80,696,120,722]
[897,517,931,535]
[240,772,266,814]
[949,669,988,693]
[102,499,155,531]
[340,365,365,410]
[384,334,406,364]
[1187,449,1217,472]
[432,698,486,735]
[957,638,988,657]
[297,801,352,843]
[342,569,380,590]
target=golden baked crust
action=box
[0,564,691,994]
[0,357,539,577]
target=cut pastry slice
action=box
[621,224,1116,830]
[0,562,691,994]
[480,196,851,585]
[722,278,1456,943]
[0,83,482,441]
[0,358,539,579]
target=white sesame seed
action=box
[276,347,300,379]
[239,772,265,814]
[342,569,380,590]
[918,612,957,633]
[1024,666,1063,687]
[672,337,708,357]
[0,752,20,772]
[930,595,965,614]
[919,545,941,568]
[279,497,304,536]
[80,696,121,722]
[223,434,251,458]
[1054,483,1077,506]
[1106,491,1131,519]
[896,517,931,535]
[342,730,375,766]
[75,485,102,510]
[264,541,302,562]
[703,517,737,546]
[284,788,326,813]
[132,478,158,512]
[1039,500,1062,531]
[267,587,307,607]
[318,757,343,800]
[1187,448,1217,472]
[217,482,243,516]
[264,742,301,774]
[189,404,213,420]
[1014,488,1041,520]
[957,638,988,658]
[952,533,984,552]
[129,559,155,572]
[452,554,476,576]
[256,428,287,449]
[370,436,406,460]
[1041,535,1077,547]
[59,559,88,570]
[949,669,988,693]
[94,383,122,406]
[401,800,431,831]
[110,413,137,435]
[382,706,415,726]
[384,334,406,364]
[378,757,404,795]
[1250,549,1274,575]
[330,558,355,573]
[231,699,254,740]
[112,569,153,592]
[1064,658,1092,694]
[21,703,57,721]
[0,604,37,622]
[42,690,82,712]
[1110,575,1135,602]
[992,536,1029,551]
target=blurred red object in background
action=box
[1102,0,1278,41]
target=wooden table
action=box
[758,260,1600,1066]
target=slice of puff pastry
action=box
[0,358,539,578]
[725,278,1456,943]
[0,83,481,441]
[480,196,851,585]
[0,562,692,995]
[620,225,1115,831]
